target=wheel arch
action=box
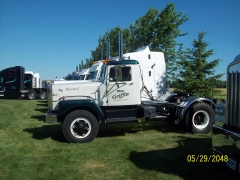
[183,100,215,134]
[58,100,105,126]
[182,98,216,118]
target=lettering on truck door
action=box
[106,66,134,106]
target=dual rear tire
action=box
[25,91,47,100]
[184,103,214,134]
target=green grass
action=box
[0,98,238,180]
[213,88,227,102]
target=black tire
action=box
[184,103,214,134]
[63,110,99,143]
[25,91,37,100]
[38,91,47,99]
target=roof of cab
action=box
[107,60,139,65]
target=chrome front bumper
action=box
[212,123,240,173]
[45,110,58,124]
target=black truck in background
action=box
[0,66,47,100]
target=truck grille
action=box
[227,71,240,128]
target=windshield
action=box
[79,75,85,80]
[0,76,19,90]
[0,77,4,90]
[86,71,98,80]
[70,75,79,80]
[64,74,79,80]
[99,65,106,82]
[65,74,71,80]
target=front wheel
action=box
[185,103,214,134]
[63,110,99,143]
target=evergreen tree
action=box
[175,31,222,97]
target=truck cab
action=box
[0,66,24,98]
[212,54,240,174]
[64,68,89,81]
[0,66,47,99]
[53,62,104,85]
[47,60,141,110]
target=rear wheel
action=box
[38,91,47,99]
[25,91,37,100]
[184,103,214,134]
[63,110,99,143]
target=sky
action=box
[0,0,239,80]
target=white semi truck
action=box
[64,68,89,81]
[212,54,240,174]
[0,66,47,99]
[45,47,216,143]
[53,61,104,85]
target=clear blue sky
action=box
[0,0,239,80]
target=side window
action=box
[100,65,106,81]
[109,66,131,82]
[109,67,116,82]
[121,67,131,81]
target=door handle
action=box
[116,82,126,85]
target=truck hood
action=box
[49,81,102,110]
[52,81,102,98]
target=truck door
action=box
[106,66,135,106]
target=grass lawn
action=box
[0,98,238,180]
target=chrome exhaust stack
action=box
[118,31,123,60]
[106,41,110,60]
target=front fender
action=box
[58,99,105,125]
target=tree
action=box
[87,3,188,78]
[124,3,189,80]
[175,31,223,97]
[95,26,123,60]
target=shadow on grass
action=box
[34,108,49,113]
[31,115,46,121]
[37,100,48,103]
[23,124,68,143]
[36,103,48,107]
[129,137,239,180]
[24,119,186,143]
[97,121,186,138]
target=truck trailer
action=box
[45,47,216,143]
[0,66,47,100]
[212,54,240,174]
